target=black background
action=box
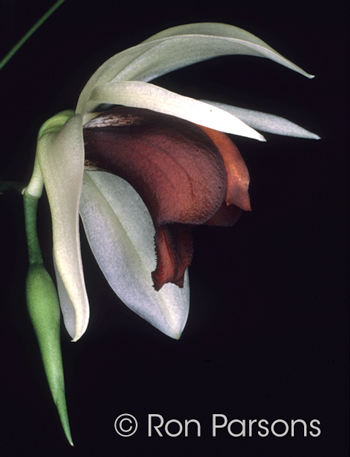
[0,0,348,455]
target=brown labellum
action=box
[83,106,250,290]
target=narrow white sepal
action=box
[85,81,265,141]
[79,171,189,339]
[37,114,89,341]
[76,23,314,114]
[201,100,320,139]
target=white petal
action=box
[201,100,320,139]
[85,81,265,141]
[79,171,189,339]
[76,23,313,114]
[37,114,89,341]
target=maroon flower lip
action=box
[83,106,251,290]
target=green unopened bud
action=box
[26,263,73,446]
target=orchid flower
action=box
[23,23,319,443]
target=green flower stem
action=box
[23,195,43,264]
[0,0,66,71]
[24,193,73,446]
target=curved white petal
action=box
[76,23,313,114]
[201,100,320,139]
[85,81,265,141]
[37,115,89,341]
[79,171,189,339]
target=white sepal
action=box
[37,114,89,341]
[76,22,314,114]
[79,171,189,339]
